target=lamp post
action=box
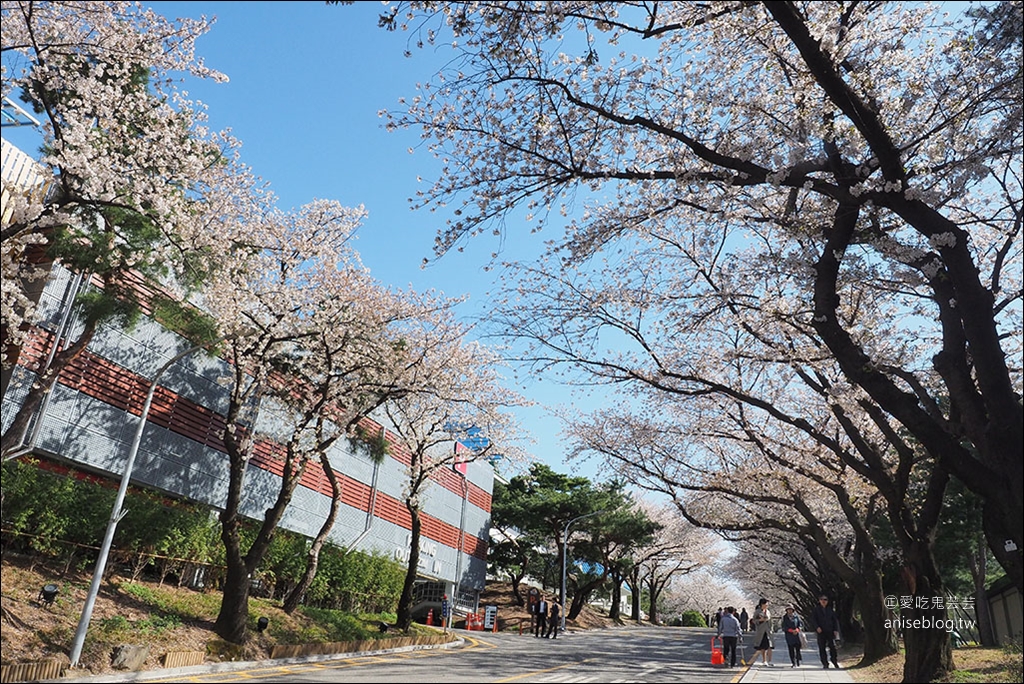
[560,510,604,634]
[69,338,227,667]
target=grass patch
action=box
[117,578,222,620]
[97,613,182,638]
[1,556,446,679]
[844,644,1019,683]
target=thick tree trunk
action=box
[510,576,525,606]
[608,576,622,619]
[971,537,997,648]
[630,567,642,623]
[215,551,252,644]
[215,501,251,644]
[983,499,1023,595]
[900,544,954,683]
[395,503,422,632]
[834,592,862,644]
[855,575,900,664]
[214,404,252,644]
[566,577,604,620]
[644,569,670,626]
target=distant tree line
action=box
[488,463,710,625]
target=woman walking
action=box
[752,598,775,667]
[781,605,804,667]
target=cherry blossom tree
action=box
[366,1,1023,604]
[1,0,258,456]
[201,199,402,643]
[627,501,711,625]
[571,398,899,648]
[278,286,468,615]
[665,568,746,626]
[378,310,529,632]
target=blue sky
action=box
[5,1,603,481]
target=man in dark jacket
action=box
[533,596,549,637]
[545,602,561,639]
[811,595,840,669]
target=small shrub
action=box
[679,610,708,627]
[139,614,182,633]
[121,582,159,603]
[98,615,131,635]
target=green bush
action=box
[1,458,218,575]
[98,615,131,634]
[2,458,404,616]
[139,614,182,633]
[305,543,403,613]
[679,610,708,627]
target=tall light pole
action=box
[69,338,228,667]
[560,510,604,633]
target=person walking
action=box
[716,606,743,668]
[752,598,775,667]
[781,605,804,667]
[739,607,749,632]
[545,602,561,639]
[714,607,723,628]
[533,596,549,637]
[811,594,841,669]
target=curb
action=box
[38,635,467,683]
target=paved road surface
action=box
[57,626,856,684]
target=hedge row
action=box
[0,458,403,613]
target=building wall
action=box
[1,260,494,600]
[988,584,1023,646]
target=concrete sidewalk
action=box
[739,662,856,683]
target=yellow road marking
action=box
[494,657,596,682]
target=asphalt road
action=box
[137,626,746,684]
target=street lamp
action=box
[69,337,232,667]
[560,510,604,633]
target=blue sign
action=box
[461,435,490,451]
[445,423,491,452]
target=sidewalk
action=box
[739,662,856,683]
[42,636,467,684]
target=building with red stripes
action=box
[1,139,493,617]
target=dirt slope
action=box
[1,556,631,678]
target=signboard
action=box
[441,595,451,618]
[483,605,498,629]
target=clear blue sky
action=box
[7,1,607,481]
